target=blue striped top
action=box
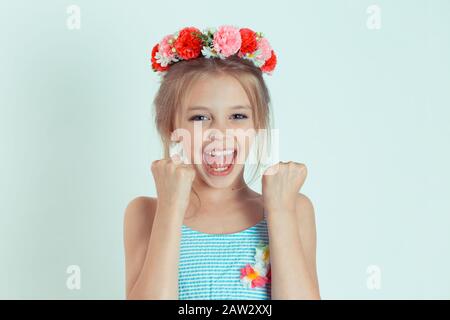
[178,218,271,300]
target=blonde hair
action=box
[152,55,273,187]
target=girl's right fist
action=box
[150,155,196,213]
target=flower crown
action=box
[150,25,277,75]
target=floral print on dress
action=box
[240,241,271,288]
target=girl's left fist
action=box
[262,161,307,213]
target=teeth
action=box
[207,149,235,157]
[202,147,236,173]
[211,165,230,172]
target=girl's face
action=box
[175,74,257,189]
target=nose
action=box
[207,128,232,141]
[207,118,228,136]
[205,128,235,150]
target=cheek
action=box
[172,125,196,161]
[184,130,204,164]
[234,118,255,130]
[235,133,257,164]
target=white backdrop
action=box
[0,0,449,299]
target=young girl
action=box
[123,26,320,300]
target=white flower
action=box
[254,242,270,265]
[240,276,253,288]
[155,51,179,67]
[241,49,265,67]
[239,242,271,289]
[201,46,222,59]
[254,261,268,276]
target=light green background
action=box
[1,0,449,299]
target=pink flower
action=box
[240,263,270,289]
[159,35,176,58]
[213,25,242,58]
[156,34,178,67]
[256,37,272,62]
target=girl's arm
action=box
[124,157,196,299]
[124,196,184,299]
[262,162,320,299]
[267,193,320,299]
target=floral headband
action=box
[150,25,277,75]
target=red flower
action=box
[261,50,277,73]
[239,28,257,54]
[151,44,168,72]
[174,27,203,60]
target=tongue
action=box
[203,151,235,167]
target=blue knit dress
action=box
[178,218,271,300]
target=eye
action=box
[230,113,248,120]
[189,114,210,121]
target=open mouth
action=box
[202,148,237,176]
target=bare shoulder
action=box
[123,196,157,296]
[294,193,317,249]
[295,193,316,226]
[123,196,157,241]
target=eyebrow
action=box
[187,105,251,111]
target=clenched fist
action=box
[151,154,196,214]
[262,161,307,214]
